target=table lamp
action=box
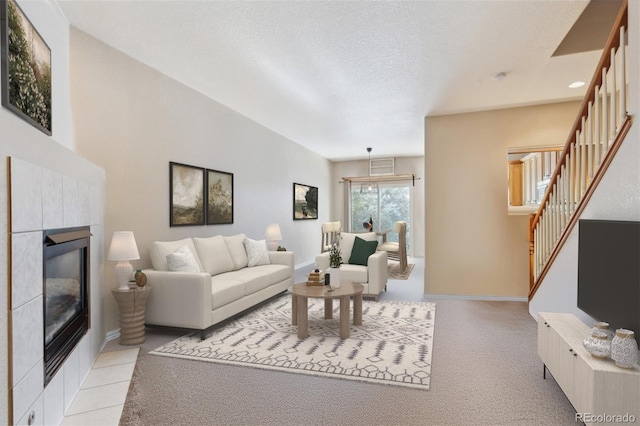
[108,231,140,290]
[265,223,282,251]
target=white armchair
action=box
[315,232,388,300]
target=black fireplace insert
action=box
[43,227,90,385]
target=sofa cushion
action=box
[166,245,201,273]
[339,264,368,283]
[210,278,246,310]
[224,234,248,270]
[193,235,235,276]
[349,237,378,266]
[219,264,291,295]
[244,237,270,267]
[339,232,377,264]
[150,238,203,272]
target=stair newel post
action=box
[529,213,535,291]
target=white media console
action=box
[538,312,640,425]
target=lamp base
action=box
[267,241,279,251]
[115,261,134,290]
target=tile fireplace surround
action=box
[9,157,105,426]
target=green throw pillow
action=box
[348,237,378,266]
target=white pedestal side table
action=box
[111,286,151,345]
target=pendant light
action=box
[360,147,379,194]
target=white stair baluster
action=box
[619,26,626,124]
[610,48,616,145]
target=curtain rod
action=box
[340,174,420,186]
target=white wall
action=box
[530,0,640,323]
[331,156,425,257]
[2,0,75,150]
[68,28,332,332]
[0,1,106,424]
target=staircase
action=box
[528,0,631,300]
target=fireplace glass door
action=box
[45,249,83,346]
[43,227,90,385]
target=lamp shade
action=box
[265,223,282,241]
[107,231,140,261]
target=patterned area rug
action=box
[150,294,436,390]
[388,263,415,280]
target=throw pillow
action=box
[166,245,201,273]
[339,232,377,263]
[243,237,270,267]
[223,233,249,270]
[348,236,378,266]
[193,235,235,276]
[150,238,203,272]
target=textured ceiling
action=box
[58,0,604,161]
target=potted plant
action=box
[328,243,342,288]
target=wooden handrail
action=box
[528,0,629,300]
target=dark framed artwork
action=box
[170,162,205,226]
[293,182,318,220]
[206,169,234,225]
[1,0,52,135]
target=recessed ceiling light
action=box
[569,81,586,88]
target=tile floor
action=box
[60,348,139,426]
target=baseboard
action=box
[424,293,528,302]
[104,328,120,344]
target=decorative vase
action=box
[583,330,611,359]
[327,267,341,289]
[134,269,147,288]
[611,329,638,369]
[591,321,614,340]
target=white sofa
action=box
[143,234,294,338]
[315,232,387,300]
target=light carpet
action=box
[150,294,436,390]
[388,262,415,280]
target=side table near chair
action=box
[111,286,151,345]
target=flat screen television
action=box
[577,219,640,347]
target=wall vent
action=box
[370,158,394,176]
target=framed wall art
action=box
[170,162,205,226]
[1,0,52,135]
[293,182,318,220]
[206,169,234,225]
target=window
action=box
[349,183,411,251]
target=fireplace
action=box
[43,227,90,385]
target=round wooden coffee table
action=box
[290,281,364,339]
